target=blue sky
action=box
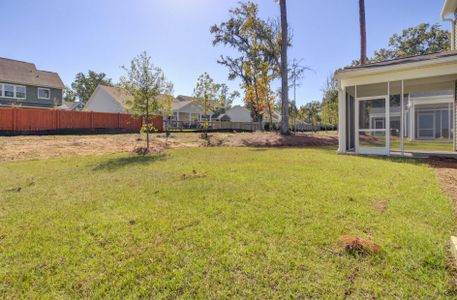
[1,0,449,106]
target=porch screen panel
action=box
[389,81,402,151]
[356,82,388,153]
[358,99,385,130]
[403,76,455,153]
[346,86,356,151]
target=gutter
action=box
[443,16,455,51]
[335,54,457,80]
[442,0,456,50]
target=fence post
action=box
[12,108,17,131]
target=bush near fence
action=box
[0,108,163,133]
[164,120,327,132]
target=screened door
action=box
[416,112,435,140]
[355,96,389,155]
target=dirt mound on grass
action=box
[338,235,381,255]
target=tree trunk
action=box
[146,97,150,150]
[253,76,264,132]
[267,102,273,130]
[279,0,289,135]
[359,0,367,65]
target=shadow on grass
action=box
[92,154,167,171]
[346,153,427,167]
[427,156,457,169]
[238,134,339,148]
[246,146,338,153]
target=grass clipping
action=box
[338,235,381,256]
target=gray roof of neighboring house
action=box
[172,99,193,110]
[339,51,457,73]
[176,95,196,102]
[0,57,65,89]
[172,96,218,112]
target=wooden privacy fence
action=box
[0,108,163,133]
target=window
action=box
[4,84,14,98]
[0,83,26,99]
[15,86,26,99]
[38,88,50,100]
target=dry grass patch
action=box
[0,131,338,162]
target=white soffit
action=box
[441,0,457,20]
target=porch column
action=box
[454,80,457,151]
[400,80,404,155]
[386,82,390,153]
[410,104,415,141]
[449,103,452,140]
[177,112,180,121]
[337,85,346,154]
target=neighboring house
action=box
[335,0,457,155]
[218,106,282,123]
[85,85,132,113]
[168,95,218,122]
[0,57,65,109]
[85,86,215,120]
[217,106,252,122]
[58,101,84,111]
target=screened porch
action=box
[342,74,456,155]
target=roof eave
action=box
[441,0,457,20]
[335,55,457,80]
[0,79,65,90]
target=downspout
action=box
[442,14,456,50]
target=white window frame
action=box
[3,84,15,98]
[38,87,51,100]
[0,83,26,99]
[15,85,26,99]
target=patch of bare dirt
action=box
[428,156,457,214]
[0,131,338,162]
[373,198,389,214]
[208,131,338,148]
[338,235,381,256]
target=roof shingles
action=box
[0,57,65,89]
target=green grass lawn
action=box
[390,136,454,152]
[0,147,456,298]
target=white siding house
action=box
[218,106,252,122]
[85,85,214,120]
[84,85,131,113]
[217,106,282,123]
